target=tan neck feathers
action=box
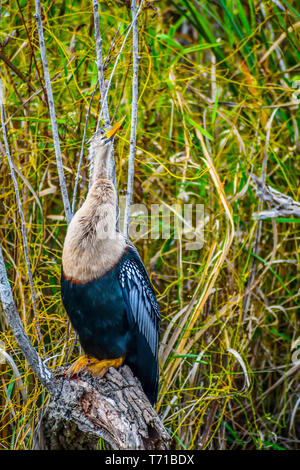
[62,178,126,282]
[90,140,112,183]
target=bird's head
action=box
[88,116,126,182]
[90,116,126,147]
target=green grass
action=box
[0,0,299,450]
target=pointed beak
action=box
[106,116,126,140]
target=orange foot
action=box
[65,355,124,378]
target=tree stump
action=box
[40,365,171,450]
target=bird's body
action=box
[61,244,159,404]
[61,124,160,405]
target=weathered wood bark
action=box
[252,174,300,219]
[40,365,171,450]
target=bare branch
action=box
[92,0,110,127]
[72,82,98,214]
[0,245,53,393]
[103,23,122,70]
[1,79,52,391]
[252,174,300,219]
[123,0,141,238]
[91,0,117,204]
[0,78,39,334]
[95,0,144,130]
[0,50,36,93]
[34,0,72,225]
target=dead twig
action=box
[251,174,300,219]
[0,79,40,335]
[0,50,36,93]
[91,0,117,212]
[72,81,98,214]
[92,0,110,127]
[34,0,72,224]
[0,245,54,393]
[95,0,144,130]
[123,0,140,238]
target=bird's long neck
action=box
[62,142,126,282]
[91,141,111,184]
[87,140,117,243]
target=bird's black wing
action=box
[118,247,160,359]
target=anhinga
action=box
[61,120,160,405]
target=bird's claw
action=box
[65,355,124,378]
